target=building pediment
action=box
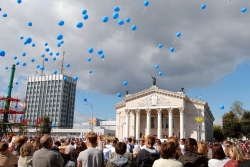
[138,94,171,107]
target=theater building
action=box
[115,86,214,141]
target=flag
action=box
[20,115,23,123]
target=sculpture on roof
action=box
[151,76,156,86]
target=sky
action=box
[0,0,249,128]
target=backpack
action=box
[128,144,134,153]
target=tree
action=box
[40,115,52,135]
[222,111,242,139]
[241,111,250,139]
[230,101,245,117]
[213,125,226,142]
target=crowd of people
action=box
[1,132,250,167]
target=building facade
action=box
[115,86,214,141]
[24,74,77,128]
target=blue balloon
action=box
[89,70,93,74]
[44,58,48,61]
[28,22,32,26]
[45,48,50,52]
[49,52,53,56]
[22,62,26,66]
[44,42,48,46]
[57,43,61,47]
[76,22,83,28]
[144,1,149,7]
[126,18,130,23]
[41,54,45,58]
[201,4,206,10]
[3,13,7,17]
[37,65,40,68]
[31,58,35,62]
[112,12,119,19]
[158,44,163,48]
[53,70,57,74]
[15,82,18,85]
[17,0,22,4]
[102,16,109,23]
[241,8,247,13]
[155,65,159,69]
[57,34,63,40]
[220,105,224,109]
[117,93,122,97]
[88,48,94,53]
[170,47,175,52]
[83,15,88,20]
[25,37,32,44]
[16,62,20,65]
[87,58,91,62]
[114,6,120,12]
[64,76,68,81]
[20,36,24,40]
[58,20,64,26]
[40,66,44,71]
[131,25,137,31]
[97,50,103,55]
[83,98,87,102]
[22,52,26,57]
[100,54,105,59]
[74,76,78,81]
[118,20,124,25]
[60,41,64,44]
[123,81,128,86]
[56,52,60,56]
[158,71,163,76]
[32,43,35,47]
[0,50,5,57]
[14,56,17,59]
[5,66,8,70]
[66,63,70,67]
[176,32,181,38]
[82,9,87,15]
[53,57,56,61]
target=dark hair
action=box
[0,142,8,152]
[115,142,127,155]
[112,140,117,145]
[76,142,87,156]
[185,138,197,152]
[160,142,176,159]
[54,141,61,147]
[156,139,162,146]
[212,143,226,159]
[127,138,132,143]
[87,132,97,146]
[146,135,155,146]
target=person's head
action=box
[168,136,179,147]
[224,145,231,158]
[0,142,8,152]
[15,135,28,146]
[127,137,132,143]
[34,136,42,151]
[76,142,87,156]
[212,143,226,160]
[197,142,208,156]
[160,142,176,159]
[20,143,34,157]
[155,139,161,147]
[115,142,127,155]
[229,144,246,161]
[145,135,155,148]
[139,139,145,146]
[112,139,117,147]
[180,138,186,145]
[185,138,198,152]
[86,132,97,147]
[40,134,53,149]
[223,140,232,147]
[106,139,110,144]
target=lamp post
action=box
[85,101,94,132]
[195,117,203,142]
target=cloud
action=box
[214,118,222,126]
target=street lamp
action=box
[195,117,204,142]
[85,101,94,132]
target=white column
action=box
[168,108,173,137]
[145,108,151,136]
[125,109,130,138]
[179,107,184,139]
[157,108,162,139]
[135,109,140,140]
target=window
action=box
[151,117,155,128]
[166,116,169,128]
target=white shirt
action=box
[208,158,230,167]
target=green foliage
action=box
[40,115,52,135]
[222,111,242,139]
[241,111,250,139]
[213,125,226,142]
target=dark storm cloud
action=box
[0,0,249,97]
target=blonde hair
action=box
[15,135,28,145]
[224,145,231,158]
[229,144,246,161]
[87,132,97,146]
[20,143,33,157]
[197,142,208,156]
